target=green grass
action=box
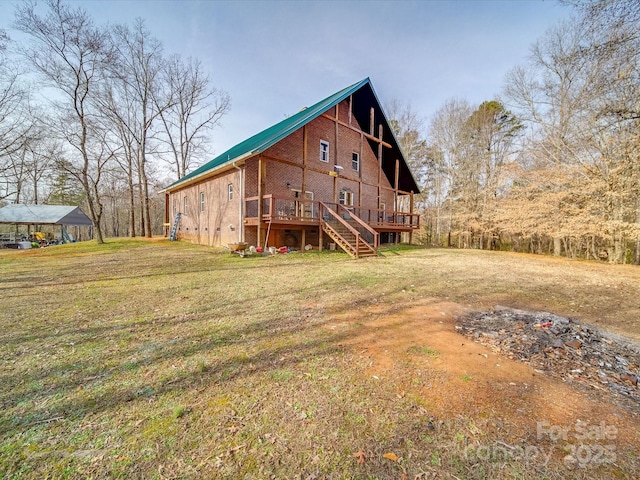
[1,238,639,479]
[408,345,441,357]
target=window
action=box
[183,196,188,215]
[200,191,205,212]
[173,198,177,215]
[339,190,354,206]
[228,183,233,201]
[319,140,329,162]
[351,152,360,171]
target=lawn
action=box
[1,239,639,479]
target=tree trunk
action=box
[128,155,136,237]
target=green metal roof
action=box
[163,77,420,193]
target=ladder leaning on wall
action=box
[169,213,182,241]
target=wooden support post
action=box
[257,156,264,247]
[301,228,306,251]
[394,158,400,211]
[334,108,339,203]
[377,124,383,207]
[369,107,375,135]
[302,125,307,194]
[409,191,414,245]
[359,132,364,206]
[348,95,352,125]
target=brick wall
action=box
[259,99,395,207]
[168,98,407,249]
[169,168,241,247]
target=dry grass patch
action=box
[1,239,639,479]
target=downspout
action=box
[233,162,244,242]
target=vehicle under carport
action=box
[0,204,93,248]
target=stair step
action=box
[321,204,377,259]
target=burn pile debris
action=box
[456,306,640,409]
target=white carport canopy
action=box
[0,204,93,226]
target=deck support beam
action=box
[257,156,264,247]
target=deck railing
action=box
[348,206,420,229]
[245,194,320,223]
[244,195,419,230]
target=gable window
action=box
[319,140,329,163]
[183,196,188,215]
[351,152,360,171]
[228,183,233,201]
[339,190,354,206]
[200,191,205,212]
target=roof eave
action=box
[159,151,255,193]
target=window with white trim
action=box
[183,196,188,215]
[228,183,233,201]
[351,152,360,171]
[339,190,354,206]
[200,191,205,212]
[319,140,329,163]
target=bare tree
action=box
[427,98,474,247]
[110,19,172,238]
[462,100,521,249]
[504,8,640,263]
[14,0,115,243]
[385,99,429,187]
[98,80,140,237]
[158,55,230,180]
[0,29,36,186]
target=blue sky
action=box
[1,0,572,157]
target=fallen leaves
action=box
[353,449,365,464]
[383,452,398,462]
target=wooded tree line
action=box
[390,0,640,264]
[2,1,638,264]
[0,0,229,242]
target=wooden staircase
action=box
[320,203,378,259]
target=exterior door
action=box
[292,190,314,218]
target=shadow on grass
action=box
[0,283,372,437]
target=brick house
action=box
[161,78,420,258]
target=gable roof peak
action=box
[162,77,419,194]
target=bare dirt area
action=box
[328,297,640,477]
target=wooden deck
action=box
[244,195,419,232]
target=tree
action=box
[158,55,230,180]
[504,5,640,262]
[426,98,474,247]
[0,29,36,184]
[385,99,430,188]
[110,19,169,238]
[14,0,115,243]
[461,100,521,249]
[46,161,85,205]
[99,78,140,236]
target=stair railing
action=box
[336,205,379,250]
[319,202,363,257]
